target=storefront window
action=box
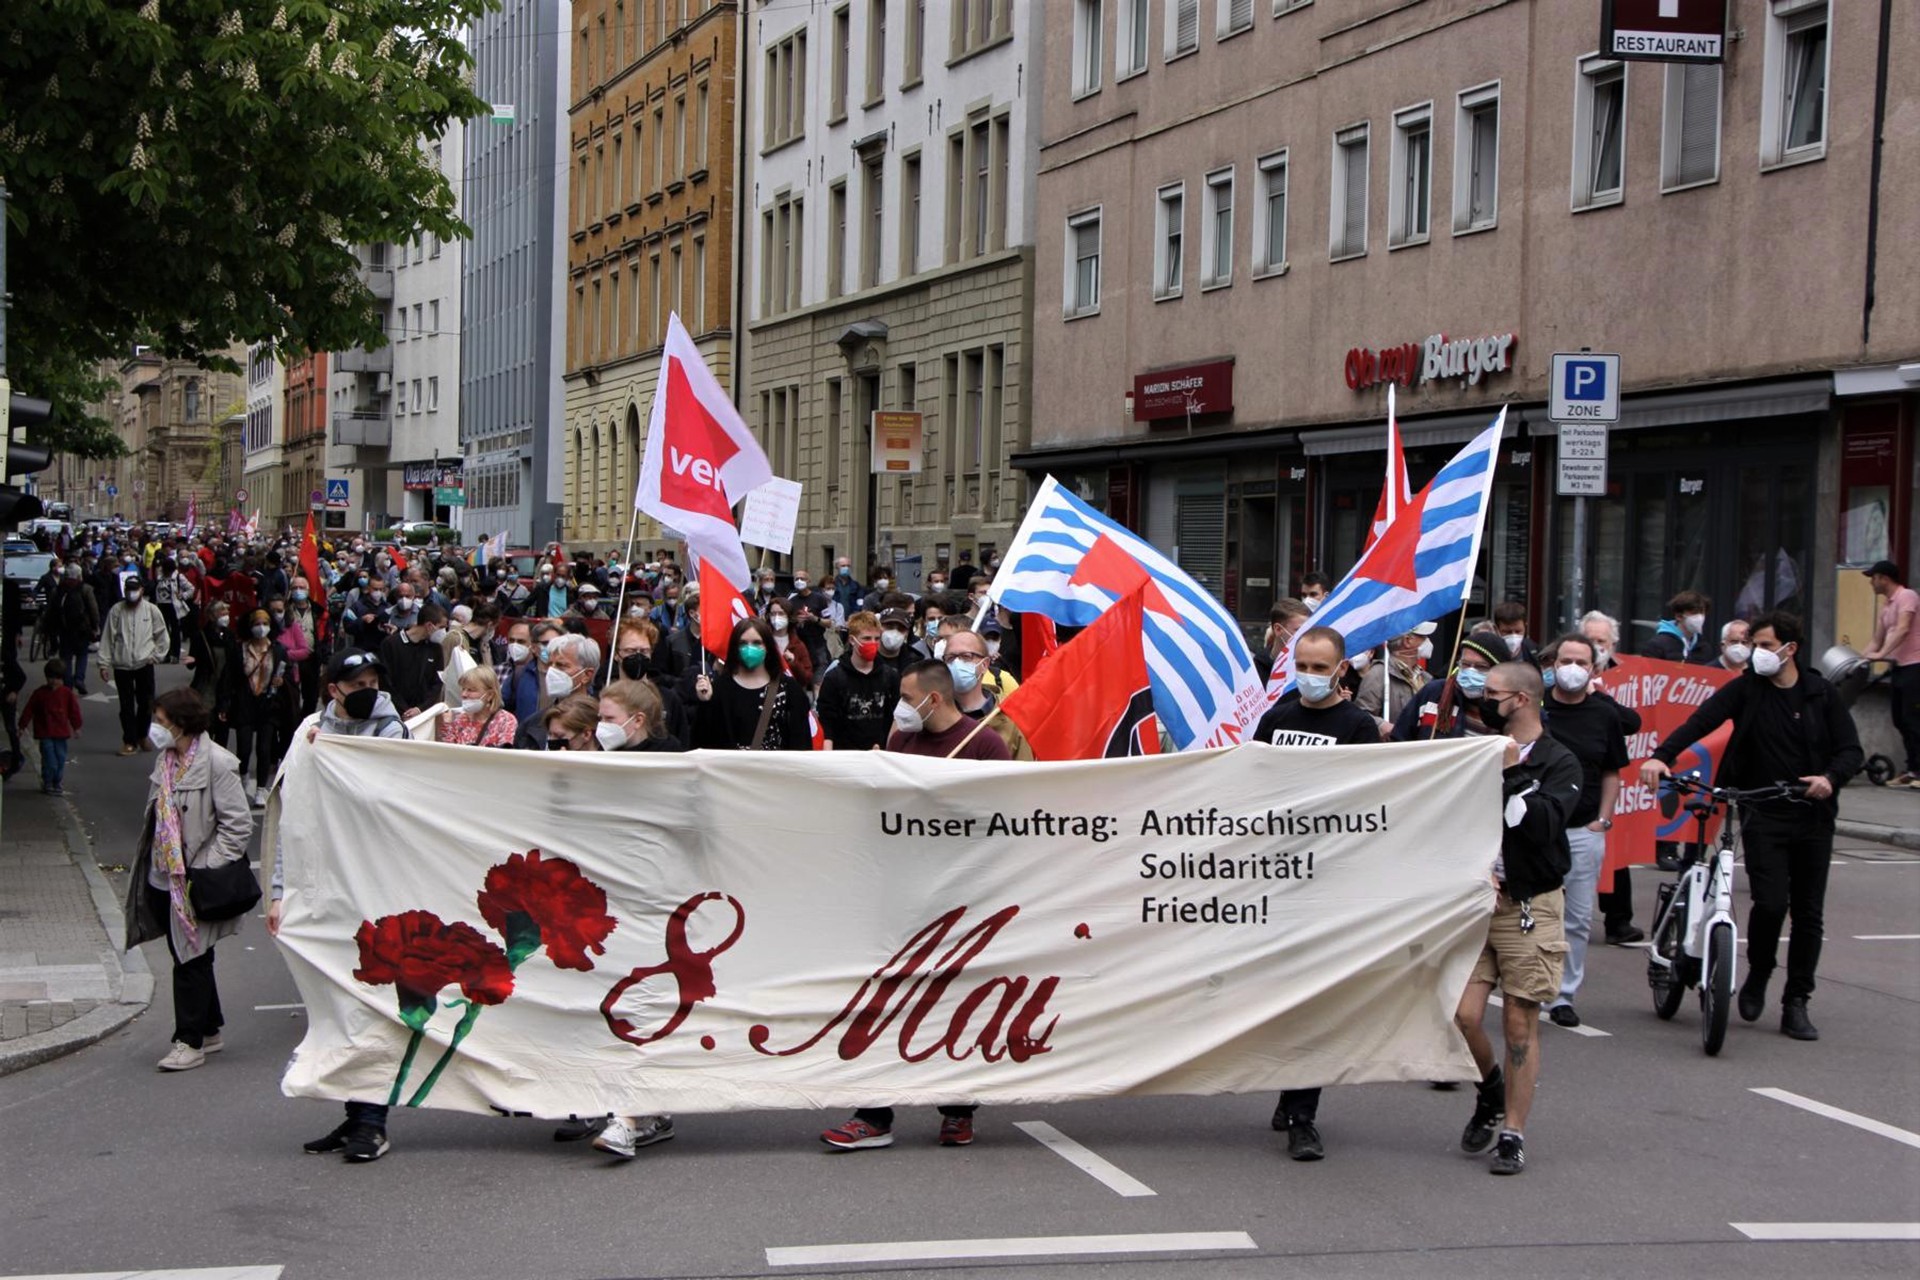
[1839,411,1901,566]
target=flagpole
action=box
[1429,406,1509,740]
[610,505,643,633]
[944,705,1002,759]
[1381,385,1398,730]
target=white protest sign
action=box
[273,736,1503,1117]
[737,477,803,555]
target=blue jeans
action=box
[61,639,91,694]
[346,1101,390,1130]
[38,737,69,789]
[1553,826,1606,1007]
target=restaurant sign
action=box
[403,460,465,492]
[1346,332,1517,391]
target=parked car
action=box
[3,541,55,628]
[373,521,459,546]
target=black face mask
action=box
[341,687,381,721]
[620,652,650,681]
[1479,694,1516,734]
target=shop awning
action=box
[1525,376,1831,436]
[1011,426,1299,472]
[1299,407,1518,456]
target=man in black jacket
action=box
[1454,662,1581,1177]
[1642,611,1862,1042]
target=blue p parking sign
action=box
[1550,352,1620,423]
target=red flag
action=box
[299,512,328,644]
[697,557,753,662]
[1020,612,1058,681]
[1365,385,1411,552]
[1001,586,1159,761]
[808,707,827,751]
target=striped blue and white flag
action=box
[992,476,1266,750]
[1306,407,1508,667]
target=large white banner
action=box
[273,736,1504,1117]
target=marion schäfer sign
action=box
[272,736,1505,1118]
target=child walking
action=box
[20,660,84,796]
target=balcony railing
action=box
[335,346,392,375]
[357,262,394,300]
[332,410,392,448]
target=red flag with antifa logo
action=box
[299,512,327,643]
[697,557,754,662]
[1001,585,1159,761]
[1020,613,1058,680]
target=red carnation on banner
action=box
[477,849,618,972]
[354,910,515,1107]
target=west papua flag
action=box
[697,557,754,663]
[635,313,773,591]
[1001,582,1160,761]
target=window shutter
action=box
[1177,0,1198,50]
[1230,0,1253,29]
[1342,143,1367,252]
[1678,65,1720,185]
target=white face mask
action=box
[1593,643,1613,668]
[251,624,270,638]
[1750,645,1787,678]
[1682,612,1706,635]
[1504,633,1525,656]
[793,579,809,591]
[460,697,485,716]
[594,718,634,751]
[932,638,948,661]
[770,614,789,633]
[1417,639,1435,662]
[1553,663,1592,694]
[1723,643,1752,667]
[892,695,930,735]
[1303,596,1322,612]
[880,630,906,654]
[147,723,175,752]
[545,667,577,699]
[873,578,891,591]
[1349,650,1372,671]
[508,642,532,664]
[987,639,1001,659]
[429,627,449,645]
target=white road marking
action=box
[1013,1120,1156,1197]
[1751,1088,1920,1150]
[1487,993,1612,1038]
[1854,934,1920,941]
[253,1002,305,1012]
[4,1269,284,1280]
[1731,1223,1920,1242]
[766,1232,1258,1268]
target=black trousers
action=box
[1598,865,1634,930]
[1278,1088,1321,1122]
[151,887,223,1048]
[161,606,182,661]
[1891,662,1920,774]
[854,1105,977,1129]
[114,664,156,747]
[1742,809,1833,1003]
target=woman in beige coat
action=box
[123,687,255,1071]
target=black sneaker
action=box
[1461,1069,1505,1154]
[1269,1098,1289,1131]
[1548,1004,1581,1028]
[553,1116,609,1142]
[1490,1130,1526,1175]
[1285,1120,1324,1162]
[1738,971,1768,1023]
[1781,998,1819,1041]
[1605,924,1646,945]
[341,1125,390,1163]
[303,1120,355,1155]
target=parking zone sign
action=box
[1550,353,1621,424]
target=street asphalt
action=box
[1,664,1916,1280]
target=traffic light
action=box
[1,378,54,528]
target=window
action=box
[692,236,706,331]
[1662,63,1722,190]
[828,180,848,298]
[612,132,625,208]
[1073,0,1103,98]
[971,117,991,256]
[1118,0,1149,76]
[1065,207,1101,316]
[1154,183,1184,299]
[1390,104,1432,245]
[430,300,440,334]
[427,376,439,411]
[951,0,1009,59]
[761,192,803,316]
[1254,149,1288,273]
[764,28,806,149]
[672,95,686,181]
[904,0,925,84]
[183,379,201,421]
[1453,83,1500,232]
[396,380,407,415]
[861,152,884,289]
[830,6,850,120]
[429,233,440,259]
[1763,0,1828,165]
[1168,0,1198,58]
[946,132,965,263]
[631,119,645,197]
[1219,0,1253,38]
[671,242,683,326]
[413,303,423,338]
[694,82,709,169]
[609,269,622,351]
[1573,57,1625,209]
[867,0,887,104]
[1330,123,1369,259]
[901,151,922,274]
[652,105,665,187]
[992,114,1010,251]
[411,379,422,415]
[1201,167,1233,287]
[649,252,662,343]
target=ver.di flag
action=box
[634,313,772,591]
[698,558,753,662]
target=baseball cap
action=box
[1409,621,1438,637]
[325,648,385,683]
[1863,559,1901,580]
[579,583,602,596]
[978,615,1003,636]
[879,608,912,628]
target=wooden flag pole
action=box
[944,705,1003,759]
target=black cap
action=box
[1863,559,1902,581]
[325,648,385,683]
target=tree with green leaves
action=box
[0,0,498,458]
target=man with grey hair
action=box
[1578,610,1621,671]
[1717,619,1752,673]
[514,631,603,750]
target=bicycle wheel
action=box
[1649,908,1685,1021]
[1701,921,1734,1055]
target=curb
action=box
[1835,819,1920,853]
[0,798,151,1077]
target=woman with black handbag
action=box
[124,687,256,1073]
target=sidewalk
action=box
[0,786,152,1075]
[1835,780,1920,852]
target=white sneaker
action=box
[592,1116,638,1160]
[202,1032,224,1054]
[157,1041,205,1072]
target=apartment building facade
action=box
[241,342,285,529]
[1029,0,1919,660]
[562,0,738,556]
[461,0,571,548]
[279,352,330,532]
[97,345,248,525]
[743,0,1040,583]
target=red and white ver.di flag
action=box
[634,313,773,590]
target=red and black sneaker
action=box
[820,1117,894,1151]
[938,1115,974,1147]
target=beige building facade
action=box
[91,346,248,525]
[562,0,739,557]
[1030,0,1920,657]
